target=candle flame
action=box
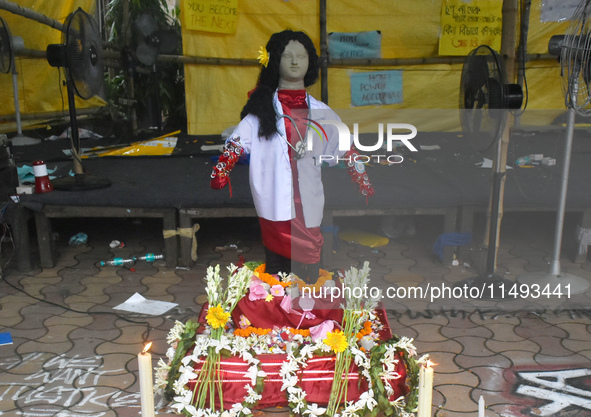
[142,342,152,353]
[426,359,436,368]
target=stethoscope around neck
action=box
[274,94,311,160]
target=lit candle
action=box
[417,360,434,417]
[138,342,155,417]
[478,395,485,417]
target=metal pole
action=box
[319,0,328,104]
[550,106,575,275]
[11,69,23,135]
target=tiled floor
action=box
[1,212,591,417]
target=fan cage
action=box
[64,8,102,100]
[0,17,14,74]
[459,45,508,152]
[561,0,591,114]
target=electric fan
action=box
[46,8,111,191]
[517,0,591,294]
[133,13,179,131]
[456,45,523,298]
[0,17,41,146]
[134,13,179,67]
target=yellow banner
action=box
[183,0,238,34]
[439,0,502,56]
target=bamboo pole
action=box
[0,0,65,32]
[15,45,556,67]
[0,107,105,122]
[121,0,137,131]
[484,0,520,269]
[515,0,532,127]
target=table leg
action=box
[178,211,194,267]
[441,207,459,265]
[34,212,56,268]
[163,210,178,268]
[5,204,32,272]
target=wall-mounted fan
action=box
[518,0,591,294]
[0,16,41,146]
[46,8,111,191]
[456,45,523,298]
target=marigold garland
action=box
[295,268,333,291]
[234,326,311,338]
[254,264,291,288]
[356,320,373,340]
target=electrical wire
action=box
[0,214,154,344]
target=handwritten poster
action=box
[328,31,382,60]
[439,0,502,56]
[183,0,238,34]
[350,71,403,107]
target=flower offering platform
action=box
[157,263,427,417]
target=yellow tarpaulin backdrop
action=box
[182,0,570,135]
[0,0,105,131]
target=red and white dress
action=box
[210,89,374,265]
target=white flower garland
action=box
[279,341,377,417]
[373,336,426,417]
[158,323,415,417]
[379,336,416,399]
[168,334,265,417]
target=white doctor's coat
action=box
[228,91,349,228]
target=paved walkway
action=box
[1,212,591,417]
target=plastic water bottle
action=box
[135,253,164,262]
[100,257,135,266]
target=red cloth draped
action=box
[193,300,408,409]
[259,89,323,264]
[188,354,389,409]
[197,298,393,346]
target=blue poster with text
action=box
[350,70,403,107]
[328,31,381,60]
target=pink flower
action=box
[310,320,335,342]
[270,285,285,297]
[249,282,268,301]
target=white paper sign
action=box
[113,292,178,316]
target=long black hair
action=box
[240,30,319,139]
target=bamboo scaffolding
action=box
[11,47,556,67]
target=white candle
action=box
[478,395,485,417]
[417,361,434,417]
[138,342,155,417]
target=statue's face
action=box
[278,40,309,85]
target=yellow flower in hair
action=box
[257,46,269,67]
[324,330,348,353]
[206,303,230,329]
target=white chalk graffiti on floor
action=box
[0,352,140,416]
[515,368,591,416]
